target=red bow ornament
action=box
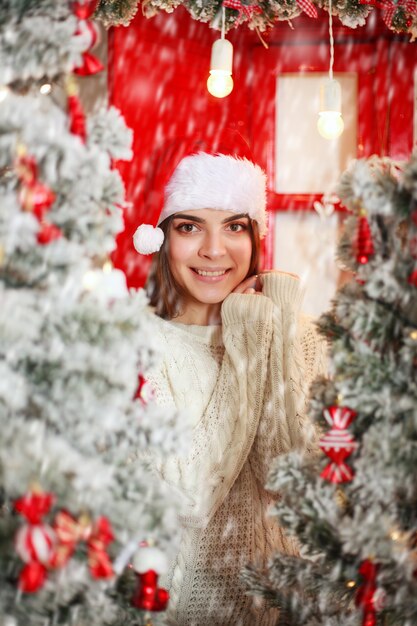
[132,546,170,612]
[87,516,115,579]
[223,0,262,23]
[14,147,62,244]
[72,0,104,76]
[51,511,114,579]
[356,559,385,626]
[360,0,417,28]
[14,489,57,593]
[296,0,318,18]
[319,405,358,483]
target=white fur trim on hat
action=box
[133,224,164,255]
[160,153,267,236]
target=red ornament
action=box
[68,94,87,142]
[74,21,104,76]
[37,222,62,245]
[19,562,48,593]
[223,0,262,22]
[49,510,91,568]
[356,559,384,626]
[15,152,38,185]
[51,511,114,579]
[408,269,417,287]
[87,516,114,579]
[19,180,56,218]
[132,546,170,612]
[356,214,374,265]
[319,405,358,484]
[15,491,55,524]
[132,570,169,611]
[74,51,104,76]
[359,0,417,29]
[72,0,99,20]
[134,374,154,405]
[14,489,56,593]
[296,0,318,18]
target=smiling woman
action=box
[147,209,260,322]
[134,150,327,625]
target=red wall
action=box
[109,9,417,288]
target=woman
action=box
[134,151,327,626]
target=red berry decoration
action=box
[134,374,154,405]
[319,405,358,484]
[356,559,384,626]
[408,269,417,287]
[37,222,62,245]
[356,211,374,265]
[68,94,87,143]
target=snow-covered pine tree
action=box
[243,154,417,626]
[0,2,186,625]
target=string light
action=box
[317,0,344,140]
[346,580,356,588]
[0,86,9,102]
[39,83,52,95]
[207,7,234,98]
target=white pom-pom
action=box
[133,224,164,255]
[132,546,168,575]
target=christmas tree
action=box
[243,154,417,626]
[0,2,185,624]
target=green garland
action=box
[96,0,417,36]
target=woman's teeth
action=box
[194,269,227,277]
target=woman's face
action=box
[167,208,253,308]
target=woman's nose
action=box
[199,231,226,258]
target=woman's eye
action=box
[177,223,198,233]
[227,222,247,232]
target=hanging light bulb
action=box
[317,0,344,140]
[207,8,233,99]
[317,79,344,139]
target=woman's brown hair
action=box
[146,215,261,320]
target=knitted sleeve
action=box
[156,293,276,530]
[248,273,328,492]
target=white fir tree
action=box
[243,154,417,626]
[0,2,186,625]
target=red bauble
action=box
[72,0,99,19]
[408,269,417,287]
[132,570,170,612]
[356,215,374,264]
[37,223,62,245]
[19,562,47,593]
[19,181,56,218]
[68,95,87,143]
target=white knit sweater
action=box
[146,274,327,626]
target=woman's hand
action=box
[232,270,299,296]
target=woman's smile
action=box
[190,267,232,281]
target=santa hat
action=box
[133,134,267,256]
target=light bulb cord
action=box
[221,6,226,39]
[329,0,334,80]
